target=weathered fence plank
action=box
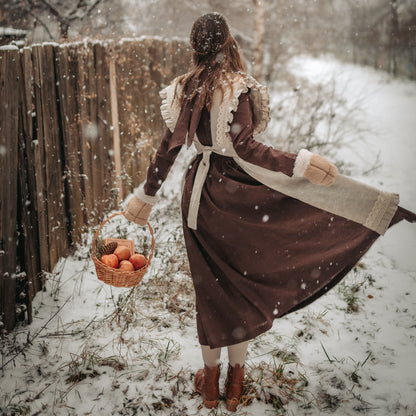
[32,44,51,273]
[56,44,85,243]
[109,57,123,203]
[18,46,42,324]
[0,46,20,330]
[40,43,68,269]
[94,42,117,223]
[77,44,93,228]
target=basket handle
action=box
[92,211,155,265]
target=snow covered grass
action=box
[265,65,371,173]
[1,56,416,415]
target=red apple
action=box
[101,254,119,268]
[129,253,147,270]
[118,260,135,271]
[114,245,131,261]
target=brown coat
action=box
[143,82,416,348]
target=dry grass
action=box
[264,69,379,176]
[238,350,312,414]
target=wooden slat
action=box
[114,40,137,195]
[0,46,20,331]
[92,42,108,222]
[31,44,50,272]
[78,43,96,226]
[55,44,85,243]
[95,42,117,219]
[109,57,122,203]
[17,108,35,324]
[40,43,68,269]
[0,48,7,326]
[19,46,42,323]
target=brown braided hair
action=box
[175,13,246,111]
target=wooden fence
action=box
[0,38,190,332]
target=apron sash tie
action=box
[187,144,212,230]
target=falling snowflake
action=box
[232,326,247,340]
[231,123,242,134]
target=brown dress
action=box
[143,88,416,349]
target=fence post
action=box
[55,44,86,243]
[31,44,51,273]
[41,43,69,268]
[94,42,117,221]
[0,45,20,331]
[18,46,43,324]
[109,57,123,203]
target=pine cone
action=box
[99,241,118,258]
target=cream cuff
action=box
[293,149,313,177]
[133,187,159,205]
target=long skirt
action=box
[181,153,415,348]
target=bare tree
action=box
[26,0,103,39]
[252,0,265,81]
[0,0,106,41]
[389,0,399,76]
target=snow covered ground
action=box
[1,56,415,416]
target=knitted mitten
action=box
[124,196,152,226]
[293,149,338,186]
[124,189,158,226]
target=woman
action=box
[124,13,416,412]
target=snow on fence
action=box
[0,38,190,332]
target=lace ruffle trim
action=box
[217,74,271,147]
[160,74,271,144]
[364,191,399,235]
[159,79,181,132]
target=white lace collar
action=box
[159,73,271,148]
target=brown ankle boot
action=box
[194,364,221,409]
[224,363,245,412]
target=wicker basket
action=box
[91,212,155,288]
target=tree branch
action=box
[24,0,55,39]
[73,0,103,22]
[27,9,54,39]
[37,0,62,19]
